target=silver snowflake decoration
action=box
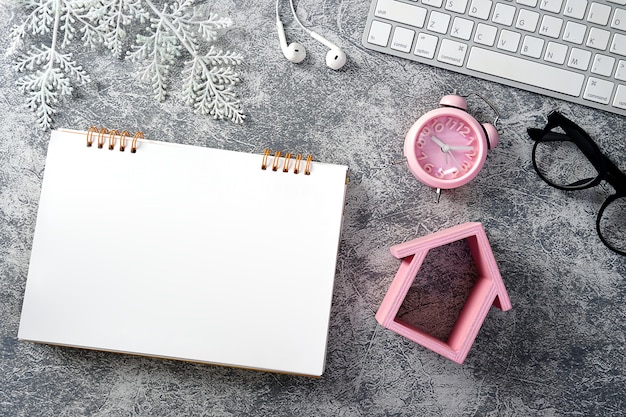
[9,0,245,130]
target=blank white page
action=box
[18,129,348,376]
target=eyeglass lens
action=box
[598,195,626,255]
[533,136,599,188]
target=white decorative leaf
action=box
[10,0,245,129]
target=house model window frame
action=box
[375,222,512,364]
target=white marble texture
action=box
[1,1,625,416]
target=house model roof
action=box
[376,222,512,364]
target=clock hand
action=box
[448,145,474,151]
[430,136,451,164]
[442,167,459,176]
[430,136,465,167]
[447,150,461,168]
[430,135,448,150]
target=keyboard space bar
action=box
[466,47,584,97]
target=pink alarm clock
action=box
[404,94,499,198]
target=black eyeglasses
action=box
[527,111,626,256]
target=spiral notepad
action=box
[18,128,348,377]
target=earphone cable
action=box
[288,0,310,34]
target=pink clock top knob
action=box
[439,95,468,110]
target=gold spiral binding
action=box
[97,128,108,148]
[85,126,143,152]
[119,130,130,152]
[294,154,303,174]
[261,149,271,170]
[131,131,143,153]
[282,153,292,172]
[271,151,282,171]
[261,149,313,175]
[86,126,97,147]
[108,130,119,150]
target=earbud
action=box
[276,19,306,63]
[310,31,347,70]
[276,0,347,69]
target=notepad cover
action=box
[18,129,348,376]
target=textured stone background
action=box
[1,1,625,416]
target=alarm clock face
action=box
[404,108,488,189]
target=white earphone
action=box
[275,0,346,70]
[276,18,306,63]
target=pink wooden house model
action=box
[376,222,512,364]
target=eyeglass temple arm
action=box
[526,128,545,141]
[604,157,626,195]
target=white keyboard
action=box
[362,0,626,116]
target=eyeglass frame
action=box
[527,110,626,256]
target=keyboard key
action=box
[586,27,611,50]
[468,0,493,20]
[451,17,475,40]
[591,54,616,76]
[423,0,444,7]
[563,0,588,19]
[545,41,568,64]
[587,3,612,25]
[374,0,427,27]
[540,0,564,13]
[492,3,516,26]
[498,30,521,52]
[414,32,439,58]
[467,47,585,96]
[391,27,416,52]
[367,20,392,46]
[438,39,469,66]
[517,0,538,7]
[613,84,626,109]
[539,15,564,38]
[474,23,498,46]
[568,48,592,70]
[563,21,587,44]
[516,9,540,32]
[521,35,545,58]
[583,77,614,104]
[610,33,626,56]
[615,60,626,80]
[445,0,469,13]
[428,10,452,33]
[611,8,626,31]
